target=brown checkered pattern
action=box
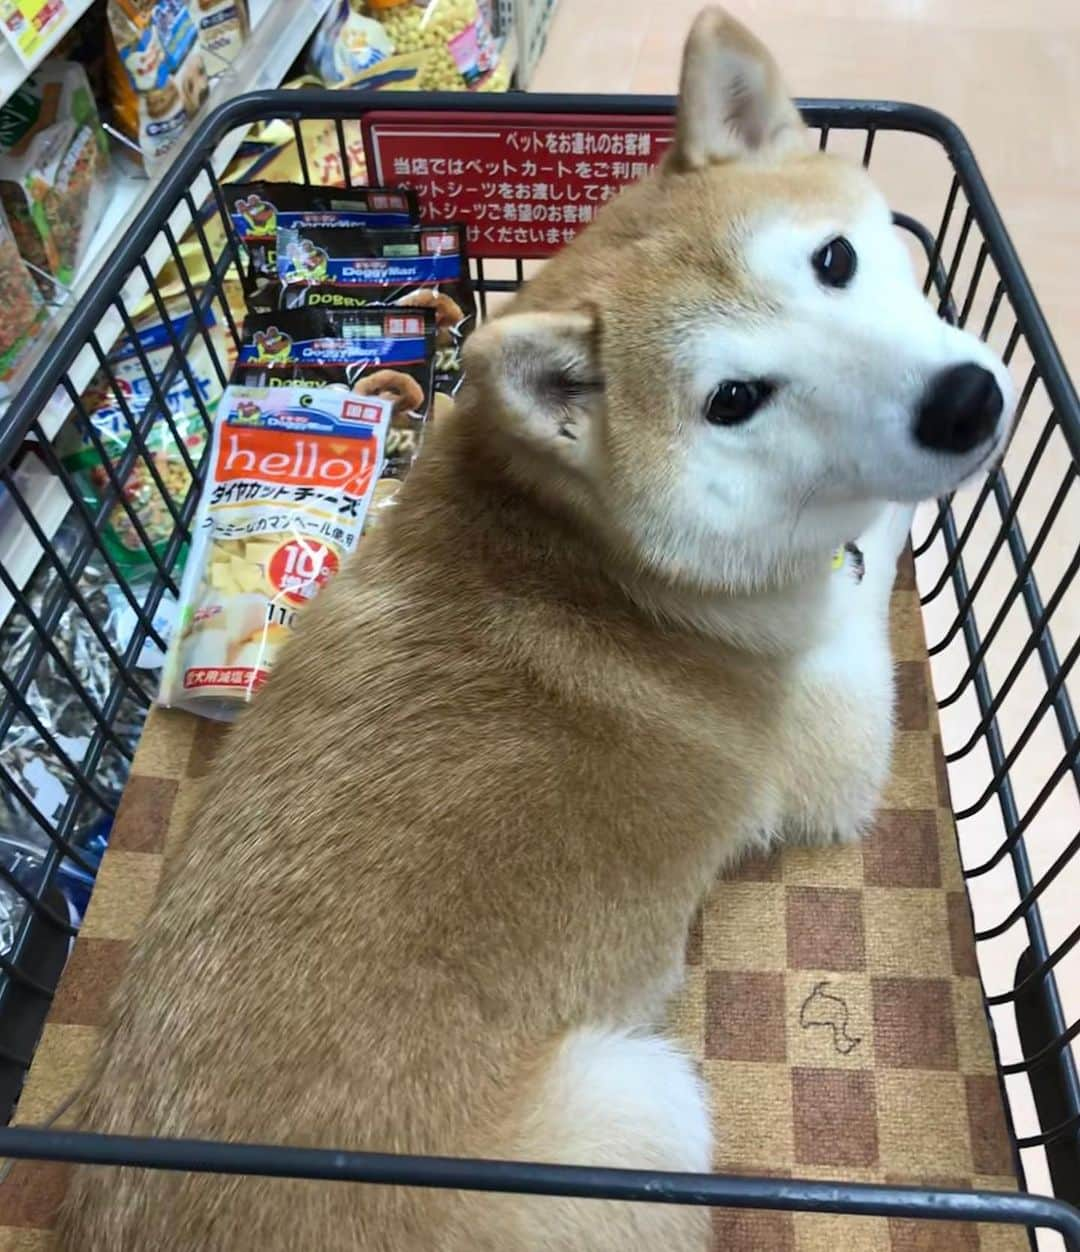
[0,552,1024,1249]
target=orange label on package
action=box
[159,385,392,720]
[215,422,383,496]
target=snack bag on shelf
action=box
[106,0,210,167]
[277,222,475,393]
[58,300,228,571]
[225,181,419,309]
[0,199,49,385]
[0,62,111,298]
[158,383,391,718]
[315,0,503,91]
[309,0,396,85]
[234,306,436,478]
[194,0,249,80]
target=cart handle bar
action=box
[1,1124,1079,1245]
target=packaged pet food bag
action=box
[58,300,227,572]
[194,0,248,81]
[234,306,436,478]
[307,0,396,85]
[107,0,210,167]
[158,383,391,718]
[315,0,503,92]
[226,181,419,309]
[0,199,48,385]
[0,62,111,297]
[277,222,474,392]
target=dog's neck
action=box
[407,412,841,659]
[624,562,838,655]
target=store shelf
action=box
[2,0,332,430]
[0,0,96,108]
[0,0,332,629]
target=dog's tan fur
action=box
[57,10,972,1251]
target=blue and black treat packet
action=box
[226,181,420,311]
[276,222,474,394]
[233,306,437,479]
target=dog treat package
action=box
[194,0,248,81]
[106,0,210,167]
[363,476,404,534]
[277,222,474,393]
[0,199,48,384]
[361,388,454,534]
[0,62,111,297]
[234,306,436,479]
[158,383,391,719]
[58,299,227,571]
[226,181,419,310]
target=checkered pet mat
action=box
[0,551,1024,1250]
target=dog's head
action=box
[464,7,1014,591]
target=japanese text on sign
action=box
[363,113,675,259]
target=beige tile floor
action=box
[529,1,1080,1235]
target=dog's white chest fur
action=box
[764,503,914,847]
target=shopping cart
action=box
[1,89,1079,1246]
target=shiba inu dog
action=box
[61,8,1013,1251]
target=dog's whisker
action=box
[789,478,822,546]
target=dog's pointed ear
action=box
[670,7,808,169]
[464,311,602,464]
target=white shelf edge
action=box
[0,462,70,628]
[0,0,333,629]
[0,0,97,108]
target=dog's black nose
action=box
[914,364,1003,454]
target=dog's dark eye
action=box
[706,380,774,426]
[812,236,857,288]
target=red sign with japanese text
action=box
[362,112,676,259]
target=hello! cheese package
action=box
[159,383,391,719]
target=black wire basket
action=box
[0,90,1079,1246]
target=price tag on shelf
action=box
[0,0,72,68]
[363,111,676,259]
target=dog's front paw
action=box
[781,804,876,849]
[800,821,869,848]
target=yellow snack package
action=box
[312,0,504,92]
[159,383,391,719]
